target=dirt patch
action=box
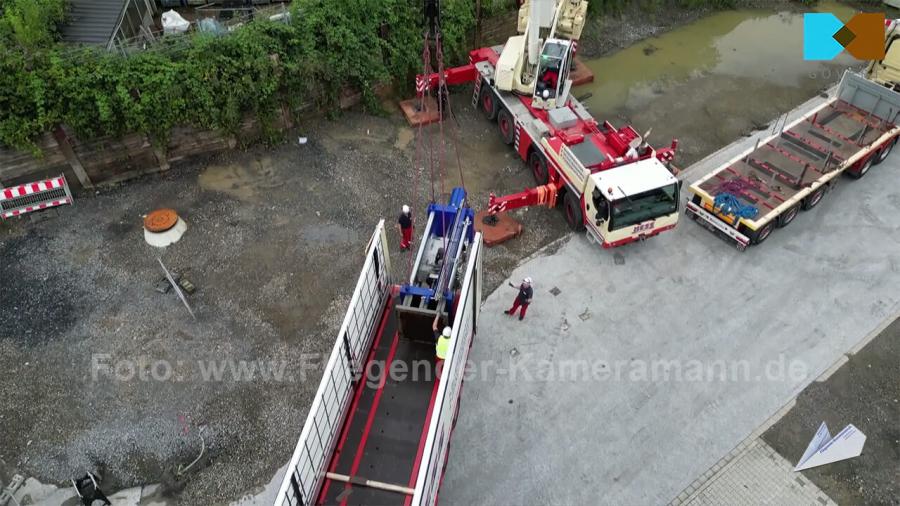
[762,317,900,506]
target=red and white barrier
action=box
[0,175,73,218]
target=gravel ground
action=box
[0,100,564,504]
[762,317,900,506]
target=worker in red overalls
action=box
[505,277,533,321]
[396,205,413,250]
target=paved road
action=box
[440,97,900,505]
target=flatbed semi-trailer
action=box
[686,70,900,249]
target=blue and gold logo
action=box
[803,12,885,61]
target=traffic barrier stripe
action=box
[1,176,64,200]
[0,175,73,218]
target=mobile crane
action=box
[417,0,682,248]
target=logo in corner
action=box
[803,12,885,61]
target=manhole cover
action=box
[144,208,179,233]
[614,252,625,265]
[549,287,561,296]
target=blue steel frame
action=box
[399,187,475,320]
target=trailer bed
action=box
[695,99,891,220]
[318,298,438,506]
[689,71,900,247]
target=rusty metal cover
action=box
[474,210,522,247]
[144,208,179,233]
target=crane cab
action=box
[532,38,574,110]
[583,158,681,247]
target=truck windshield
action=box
[608,183,678,231]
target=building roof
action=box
[591,157,679,201]
[61,0,127,45]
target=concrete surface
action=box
[439,91,900,505]
[680,439,835,506]
[763,315,900,505]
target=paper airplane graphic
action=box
[794,422,866,471]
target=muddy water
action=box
[576,1,861,165]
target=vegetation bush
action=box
[0,0,837,154]
[0,0,475,153]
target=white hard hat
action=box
[442,326,452,337]
[542,89,550,99]
[523,277,532,284]
[402,205,410,214]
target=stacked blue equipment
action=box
[399,187,475,321]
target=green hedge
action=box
[0,0,475,153]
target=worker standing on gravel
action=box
[397,204,413,251]
[505,277,533,321]
[432,312,452,362]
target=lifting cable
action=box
[434,35,467,193]
[408,32,433,274]
[408,15,470,286]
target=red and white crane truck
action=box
[418,0,682,248]
[687,22,900,249]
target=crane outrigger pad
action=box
[474,210,522,246]
[399,96,442,127]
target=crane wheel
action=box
[564,192,585,231]
[498,108,515,145]
[530,151,549,185]
[480,87,498,121]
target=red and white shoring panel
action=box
[0,175,73,218]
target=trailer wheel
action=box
[529,151,549,185]
[750,221,776,245]
[776,204,800,228]
[479,86,498,121]
[802,186,827,209]
[875,137,897,164]
[564,191,585,231]
[497,108,515,145]
[847,155,874,179]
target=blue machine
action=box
[396,187,475,333]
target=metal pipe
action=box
[822,151,834,173]
[434,209,466,300]
[745,138,760,164]
[445,218,471,299]
[325,472,414,496]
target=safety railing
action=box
[275,220,392,506]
